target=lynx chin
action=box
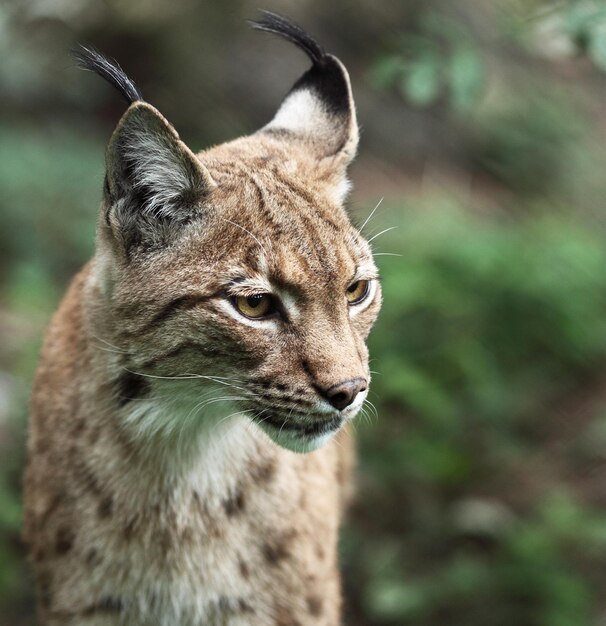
[24,11,381,626]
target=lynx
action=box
[24,12,381,626]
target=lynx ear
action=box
[251,13,358,193]
[73,46,215,252]
[104,102,216,250]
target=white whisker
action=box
[91,333,129,354]
[359,197,384,233]
[94,345,128,355]
[367,226,398,244]
[122,368,249,393]
[221,218,269,260]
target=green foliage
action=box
[0,121,98,621]
[472,93,585,196]
[345,200,606,625]
[0,124,101,285]
[358,493,601,626]
[563,1,606,70]
[370,13,485,112]
[373,203,606,427]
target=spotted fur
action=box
[24,12,381,626]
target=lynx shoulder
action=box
[24,12,381,626]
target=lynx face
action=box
[80,14,381,453]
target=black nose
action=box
[321,378,368,411]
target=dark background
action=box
[4,0,606,624]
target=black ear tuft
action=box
[250,11,352,117]
[249,10,326,67]
[72,45,143,104]
[251,11,359,198]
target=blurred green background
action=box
[4,0,606,624]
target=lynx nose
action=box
[322,378,367,411]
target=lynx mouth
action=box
[256,414,345,453]
[261,414,343,437]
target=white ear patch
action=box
[266,88,333,137]
[265,88,354,206]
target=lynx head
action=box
[78,12,381,454]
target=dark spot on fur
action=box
[239,558,250,579]
[275,382,287,391]
[116,371,150,407]
[238,598,254,613]
[315,542,326,560]
[33,545,48,562]
[218,596,254,614]
[250,457,276,484]
[262,530,297,565]
[223,488,245,517]
[54,526,74,556]
[262,541,287,565]
[71,418,86,437]
[81,596,123,616]
[98,495,113,519]
[306,595,323,617]
[301,359,313,380]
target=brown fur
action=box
[25,18,380,626]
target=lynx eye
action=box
[232,293,275,319]
[346,280,370,304]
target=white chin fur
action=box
[257,422,337,454]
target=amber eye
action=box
[346,280,370,304]
[233,293,275,319]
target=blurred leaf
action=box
[448,46,484,111]
[5,263,58,314]
[402,55,442,107]
[370,54,405,89]
[366,578,427,620]
[564,3,606,48]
